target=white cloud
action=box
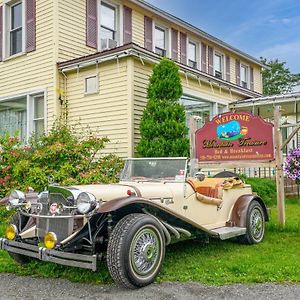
[268,16,300,25]
[258,40,300,73]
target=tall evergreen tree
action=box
[136,58,189,157]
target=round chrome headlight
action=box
[76,192,97,214]
[9,190,25,207]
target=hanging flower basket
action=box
[284,148,300,185]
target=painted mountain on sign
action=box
[217,120,247,140]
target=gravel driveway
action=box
[0,274,299,300]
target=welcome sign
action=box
[195,111,274,162]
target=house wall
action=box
[55,0,263,95]
[132,8,144,46]
[62,58,131,157]
[0,0,263,145]
[57,0,95,62]
[0,0,57,126]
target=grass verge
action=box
[0,199,300,285]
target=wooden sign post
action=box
[274,106,285,225]
[189,116,198,159]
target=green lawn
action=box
[1,200,300,285]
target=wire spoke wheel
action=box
[250,207,263,240]
[238,200,266,244]
[107,213,165,288]
[130,227,161,277]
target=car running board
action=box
[210,226,246,240]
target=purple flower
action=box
[284,147,300,184]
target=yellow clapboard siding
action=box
[64,59,130,158]
[58,0,95,62]
[253,66,262,93]
[132,9,144,47]
[133,60,150,148]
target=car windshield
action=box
[120,158,188,182]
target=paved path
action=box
[0,274,298,300]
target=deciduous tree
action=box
[260,57,300,95]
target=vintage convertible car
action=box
[0,157,269,288]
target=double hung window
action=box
[188,41,197,69]
[241,64,248,88]
[100,2,118,50]
[214,53,223,79]
[10,2,23,55]
[155,26,167,57]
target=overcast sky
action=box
[146,0,300,73]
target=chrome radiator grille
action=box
[37,193,74,242]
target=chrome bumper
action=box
[0,238,97,271]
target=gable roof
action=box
[131,0,264,67]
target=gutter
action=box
[58,44,261,98]
[130,0,265,67]
[230,93,300,109]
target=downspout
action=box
[61,71,68,124]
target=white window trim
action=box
[97,0,123,52]
[2,0,26,60]
[240,63,250,89]
[84,74,99,95]
[153,22,170,57]
[187,38,199,69]
[213,50,225,79]
[0,90,47,141]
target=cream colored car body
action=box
[73,178,252,232]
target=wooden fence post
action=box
[274,106,285,225]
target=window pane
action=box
[214,54,222,72]
[34,96,44,119]
[34,120,44,139]
[0,98,27,140]
[11,2,22,29]
[101,3,115,30]
[180,96,213,129]
[241,65,247,82]
[10,28,22,55]
[101,27,114,40]
[188,42,196,61]
[155,47,166,57]
[85,76,98,93]
[155,27,165,49]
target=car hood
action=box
[71,181,180,202]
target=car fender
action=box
[98,196,165,213]
[230,194,269,227]
[0,192,39,206]
[98,196,212,235]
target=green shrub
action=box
[136,58,189,157]
[244,177,277,207]
[0,124,123,198]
